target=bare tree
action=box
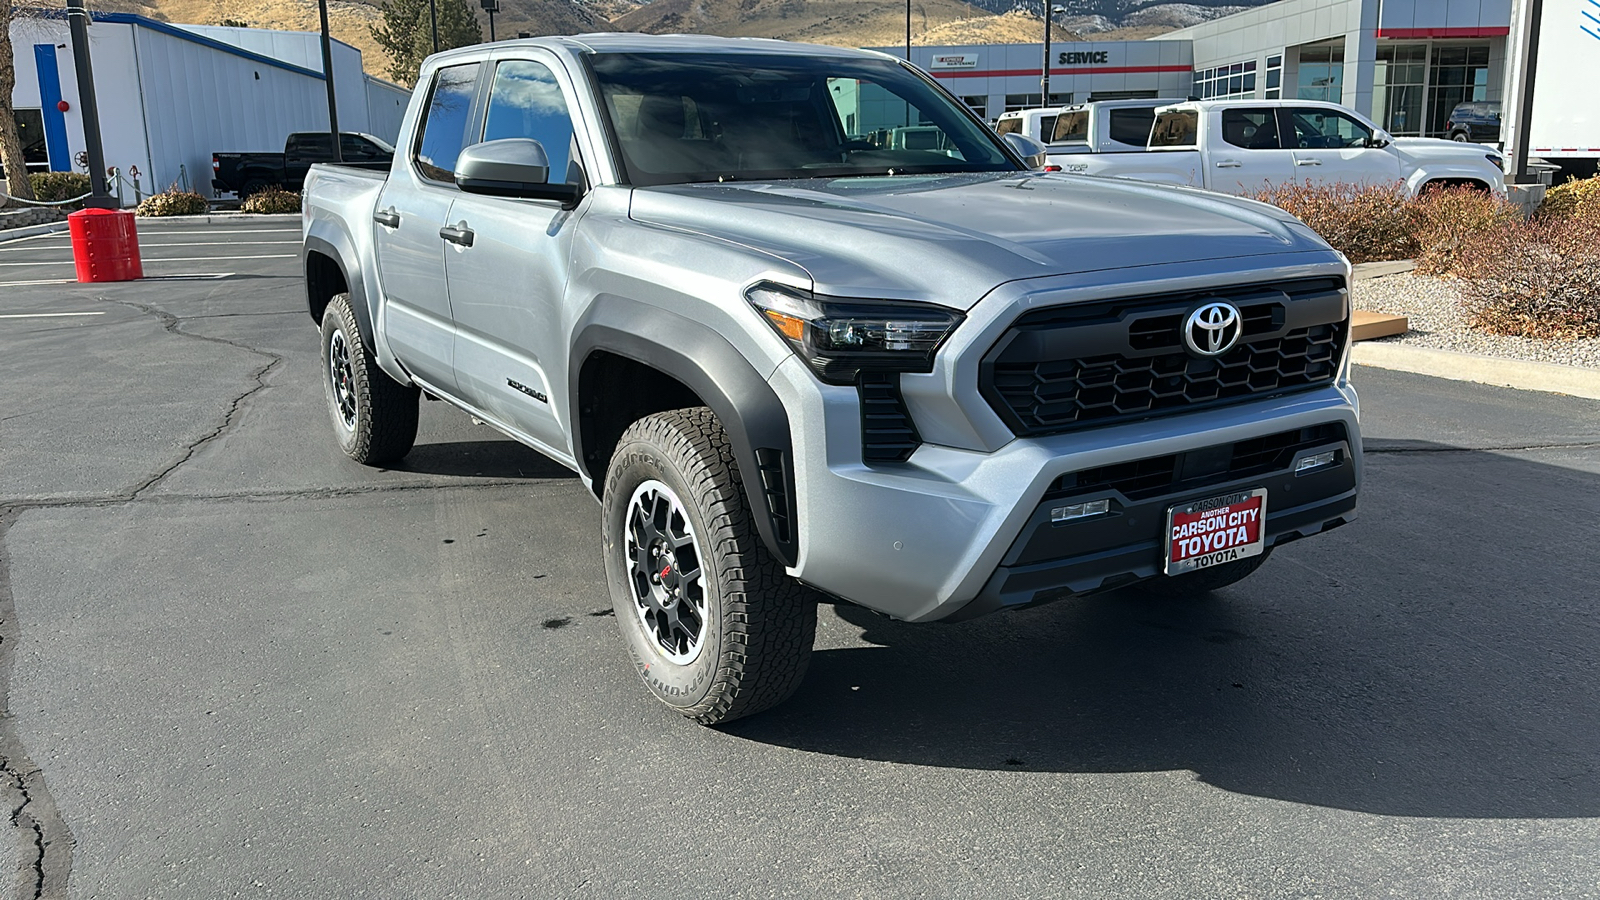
[0,1,38,201]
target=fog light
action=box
[1052,498,1110,523]
[1295,450,1337,474]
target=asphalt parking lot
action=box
[2,219,1599,899]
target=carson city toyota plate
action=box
[1165,488,1268,576]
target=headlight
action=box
[1486,153,1504,170]
[746,285,963,385]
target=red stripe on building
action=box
[1373,26,1510,38]
[929,65,1192,78]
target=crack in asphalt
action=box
[0,508,71,900]
[101,297,286,501]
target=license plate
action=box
[1164,488,1268,576]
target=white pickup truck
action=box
[1046,98,1184,156]
[1054,99,1506,196]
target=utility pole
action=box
[1041,4,1053,106]
[318,0,342,163]
[905,0,911,60]
[481,0,500,42]
[429,0,440,54]
[64,0,113,208]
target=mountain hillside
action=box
[613,0,1006,48]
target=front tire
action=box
[602,408,815,725]
[320,293,419,465]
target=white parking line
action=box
[0,312,105,319]
[0,278,76,286]
[0,254,294,266]
[0,240,299,253]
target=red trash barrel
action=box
[68,208,144,283]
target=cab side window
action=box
[415,62,482,182]
[1220,108,1281,149]
[482,59,581,185]
[1286,108,1372,149]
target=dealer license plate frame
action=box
[1164,487,1269,576]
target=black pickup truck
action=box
[211,131,394,197]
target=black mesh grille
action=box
[858,373,920,464]
[1045,423,1348,503]
[982,278,1348,437]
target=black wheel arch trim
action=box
[303,232,375,353]
[571,298,799,568]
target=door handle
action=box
[1216,160,1242,168]
[373,207,400,228]
[1296,159,1323,166]
[439,222,475,247]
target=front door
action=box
[1280,106,1401,188]
[443,54,587,464]
[1211,106,1295,193]
[373,60,482,392]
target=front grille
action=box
[858,373,920,464]
[982,277,1348,437]
[1044,422,1348,503]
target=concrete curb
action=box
[134,213,301,224]
[0,222,70,242]
[1353,341,1600,400]
[1352,260,1416,281]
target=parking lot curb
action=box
[131,213,302,224]
[1352,260,1416,281]
[0,221,69,242]
[1352,341,1600,400]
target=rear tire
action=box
[240,178,270,198]
[602,407,815,726]
[320,293,419,465]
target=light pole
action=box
[429,0,439,54]
[318,0,342,163]
[64,0,113,207]
[480,0,500,42]
[905,0,912,60]
[1041,3,1065,107]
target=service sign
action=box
[1164,488,1267,575]
[930,53,979,69]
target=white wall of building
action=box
[364,76,411,144]
[868,41,1193,119]
[182,24,370,134]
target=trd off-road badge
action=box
[1183,300,1243,357]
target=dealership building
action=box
[882,0,1510,139]
[3,12,407,202]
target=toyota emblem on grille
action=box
[1184,301,1243,357]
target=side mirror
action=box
[1002,132,1049,170]
[1367,130,1393,149]
[455,138,581,207]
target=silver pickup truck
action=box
[302,34,1362,725]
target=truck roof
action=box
[426,32,899,63]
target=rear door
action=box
[372,60,483,392]
[1280,106,1401,187]
[442,52,587,462]
[1209,106,1294,192]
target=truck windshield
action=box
[588,52,1018,186]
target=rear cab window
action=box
[1051,110,1088,143]
[414,62,483,183]
[995,117,1023,136]
[1149,109,1199,148]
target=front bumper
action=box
[766,255,1360,623]
[771,354,1360,622]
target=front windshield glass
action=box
[589,52,1018,186]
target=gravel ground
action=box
[1353,272,1600,369]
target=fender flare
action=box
[570,297,798,568]
[303,232,375,352]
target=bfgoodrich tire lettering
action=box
[320,293,419,465]
[602,407,815,725]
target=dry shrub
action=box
[1537,175,1600,221]
[1407,185,1520,276]
[27,172,92,207]
[136,188,209,217]
[1247,181,1416,263]
[1458,214,1600,339]
[242,187,301,214]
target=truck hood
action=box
[1390,136,1501,165]
[627,172,1329,309]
